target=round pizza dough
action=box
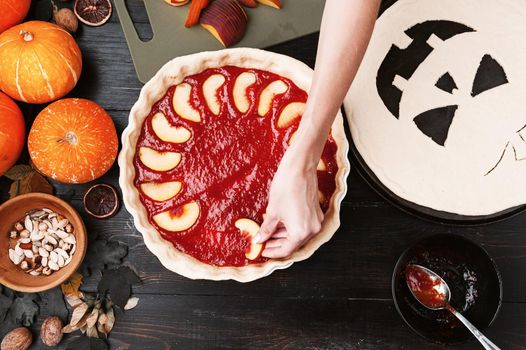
[344,0,526,216]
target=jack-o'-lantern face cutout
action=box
[345,0,526,216]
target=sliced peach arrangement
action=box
[173,83,201,122]
[139,147,181,172]
[151,112,192,143]
[203,74,226,115]
[258,80,288,116]
[233,72,256,113]
[153,201,200,232]
[234,218,263,260]
[141,181,182,202]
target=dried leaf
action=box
[63,310,90,334]
[86,308,99,329]
[66,295,84,309]
[8,180,19,198]
[41,287,68,322]
[61,272,83,298]
[97,266,140,309]
[25,172,53,194]
[65,335,108,350]
[8,293,40,327]
[70,302,89,326]
[96,313,108,338]
[81,240,128,276]
[124,297,139,311]
[104,308,115,334]
[4,165,33,180]
[86,325,99,338]
[0,288,39,339]
[0,292,14,323]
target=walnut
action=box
[40,316,64,347]
[53,8,78,33]
[0,327,32,350]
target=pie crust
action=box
[119,48,350,282]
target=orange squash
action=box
[0,92,25,176]
[0,0,30,33]
[28,99,118,184]
[0,21,82,104]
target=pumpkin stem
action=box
[59,132,78,145]
[19,30,33,42]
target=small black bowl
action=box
[392,234,502,344]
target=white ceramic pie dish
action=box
[118,48,350,282]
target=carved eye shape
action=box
[435,72,457,94]
[471,54,509,97]
[413,105,459,146]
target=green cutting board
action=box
[115,0,324,83]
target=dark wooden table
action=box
[2,1,526,349]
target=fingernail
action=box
[254,234,261,243]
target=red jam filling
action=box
[133,66,338,266]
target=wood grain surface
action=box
[0,1,525,349]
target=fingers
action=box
[255,214,280,243]
[262,238,302,259]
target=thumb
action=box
[255,214,280,243]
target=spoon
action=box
[405,264,500,350]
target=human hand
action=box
[255,143,324,259]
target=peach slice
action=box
[164,0,190,6]
[139,147,181,172]
[151,112,191,144]
[140,181,182,202]
[203,74,226,115]
[153,201,200,232]
[235,218,263,260]
[256,0,281,9]
[317,159,327,171]
[233,72,257,113]
[277,102,305,128]
[257,80,288,116]
[173,83,201,122]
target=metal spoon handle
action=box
[448,306,501,350]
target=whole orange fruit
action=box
[28,99,118,184]
[0,0,30,33]
[0,92,25,176]
[0,21,82,104]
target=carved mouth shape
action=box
[485,125,526,176]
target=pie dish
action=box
[119,48,349,282]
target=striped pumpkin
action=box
[0,21,82,104]
[0,0,31,33]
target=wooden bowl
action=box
[0,193,87,292]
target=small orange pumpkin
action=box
[0,21,82,104]
[0,92,25,176]
[28,98,118,184]
[0,0,30,33]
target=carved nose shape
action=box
[413,105,459,146]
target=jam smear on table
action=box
[133,66,338,266]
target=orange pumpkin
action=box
[0,0,30,33]
[28,98,118,184]
[0,92,25,176]
[0,21,82,104]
